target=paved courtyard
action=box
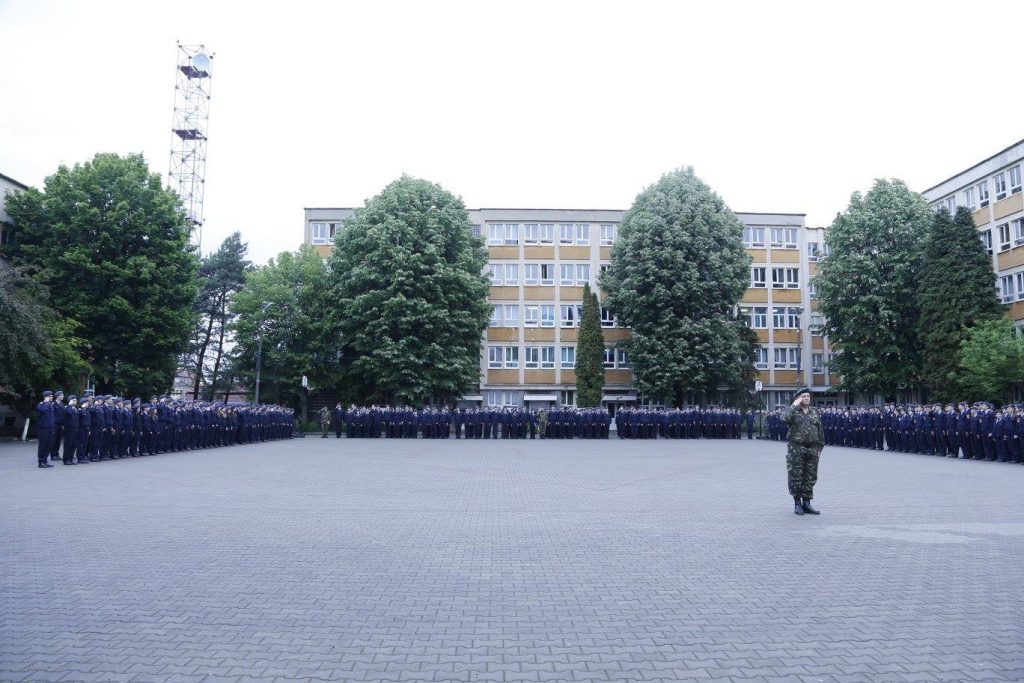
[1,436,1022,683]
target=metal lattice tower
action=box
[169,42,214,250]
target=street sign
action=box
[301,375,308,388]
[754,380,763,392]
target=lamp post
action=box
[254,302,273,405]
[795,305,805,390]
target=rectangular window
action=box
[504,223,519,245]
[1001,274,1015,303]
[524,263,539,285]
[503,346,519,369]
[945,197,955,214]
[998,223,1011,251]
[773,306,787,329]
[575,263,591,285]
[489,305,501,327]
[1013,218,1024,245]
[560,346,576,369]
[503,304,519,327]
[560,389,576,406]
[978,180,990,207]
[488,224,503,245]
[524,305,539,327]
[752,306,768,329]
[769,227,785,246]
[774,347,788,369]
[603,347,615,368]
[787,307,801,329]
[751,267,766,288]
[560,304,577,328]
[560,264,574,286]
[575,224,591,245]
[504,264,519,285]
[771,227,798,247]
[1016,272,1024,301]
[540,263,555,285]
[600,307,615,328]
[1010,165,1022,194]
[744,227,765,247]
[539,223,554,243]
[810,313,824,336]
[774,391,794,408]
[807,242,820,260]
[755,347,768,369]
[311,222,329,245]
[540,305,555,327]
[788,348,800,369]
[785,267,799,289]
[524,346,540,369]
[808,280,818,299]
[488,263,502,285]
[487,346,502,369]
[771,267,786,289]
[994,172,1007,201]
[963,186,976,211]
[600,224,616,245]
[471,224,482,237]
[980,229,992,255]
[812,353,824,374]
[541,346,555,369]
[616,348,629,368]
[559,223,574,245]
[523,223,539,244]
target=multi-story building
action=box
[1,171,29,246]
[304,206,840,410]
[922,138,1024,325]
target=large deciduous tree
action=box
[4,153,198,397]
[600,167,753,406]
[958,318,1024,402]
[815,179,932,397]
[575,283,605,407]
[917,207,1001,402]
[188,232,253,400]
[328,176,491,406]
[229,246,339,410]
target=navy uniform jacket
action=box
[37,401,55,429]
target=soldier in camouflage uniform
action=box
[318,406,331,439]
[783,387,824,516]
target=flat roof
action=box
[922,137,1024,194]
[305,206,806,217]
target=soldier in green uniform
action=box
[318,406,331,438]
[783,387,824,516]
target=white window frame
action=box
[616,348,629,369]
[503,346,519,369]
[559,223,574,245]
[603,347,615,369]
[772,307,787,329]
[540,263,555,286]
[981,229,993,255]
[994,172,1007,201]
[560,345,576,369]
[1016,272,1024,301]
[945,197,955,214]
[752,307,768,329]
[488,263,502,285]
[744,227,765,247]
[523,223,539,244]
[998,223,1011,252]
[807,242,820,261]
[504,223,519,246]
[502,304,519,327]
[575,263,591,286]
[773,347,788,369]
[751,267,767,288]
[771,267,786,289]
[963,186,976,211]
[812,352,824,374]
[1010,165,1022,194]
[504,263,519,286]
[539,223,554,244]
[489,305,501,327]
[600,224,616,245]
[575,224,591,245]
[311,222,329,245]
[524,263,540,285]
[785,267,799,289]
[810,313,824,337]
[754,347,768,370]
[1001,274,1015,303]
[540,305,555,328]
[560,304,577,328]
[524,305,539,328]
[1012,218,1024,246]
[488,224,504,245]
[524,346,540,369]
[978,180,990,207]
[600,307,615,328]
[774,391,794,408]
[787,307,801,329]
[560,264,574,286]
[487,346,502,369]
[541,346,555,369]
[808,281,818,299]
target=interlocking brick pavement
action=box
[1,437,1022,682]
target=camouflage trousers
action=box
[320,420,330,437]
[786,443,821,500]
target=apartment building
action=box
[304,206,839,410]
[922,138,1024,325]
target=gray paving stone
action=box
[2,438,1022,683]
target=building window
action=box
[576,263,591,285]
[616,348,629,368]
[769,227,798,248]
[978,180,990,207]
[945,197,955,214]
[1013,218,1024,246]
[1016,272,1024,301]
[487,390,522,407]
[503,346,519,369]
[487,346,502,368]
[560,264,574,286]
[539,223,554,244]
[560,346,576,369]
[751,267,767,288]
[560,305,579,328]
[994,172,1007,201]
[504,223,519,245]
[559,223,574,245]
[774,347,788,369]
[812,353,824,374]
[603,347,615,368]
[540,305,555,327]
[752,306,768,329]
[980,229,992,256]
[772,267,798,289]
[523,223,539,244]
[490,304,519,327]
[524,305,539,327]
[786,268,799,288]
[963,186,976,211]
[524,263,539,285]
[575,224,590,245]
[540,263,555,285]
[787,307,801,329]
[504,264,518,285]
[1001,274,1015,303]
[772,307,787,329]
[488,263,501,285]
[807,242,820,260]
[524,346,540,369]
[600,307,615,328]
[488,263,518,286]
[744,227,765,247]
[600,224,616,245]
[560,390,576,406]
[808,280,818,299]
[541,346,555,369]
[998,223,1011,252]
[311,222,329,245]
[810,313,824,336]
[488,224,503,245]
[1010,165,1022,194]
[489,306,501,327]
[471,224,482,237]
[755,347,768,369]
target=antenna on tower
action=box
[169,41,214,252]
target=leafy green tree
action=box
[0,264,89,414]
[4,153,198,397]
[328,176,491,405]
[918,207,1001,402]
[575,283,605,407]
[600,167,753,407]
[816,179,933,397]
[229,246,339,410]
[187,232,253,400]
[958,318,1024,402]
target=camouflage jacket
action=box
[783,406,824,446]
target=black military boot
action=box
[801,499,821,515]
[793,496,804,515]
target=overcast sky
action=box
[2,0,1023,264]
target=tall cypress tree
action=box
[918,206,1001,402]
[575,283,605,407]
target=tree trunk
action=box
[192,307,217,400]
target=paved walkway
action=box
[1,437,1022,682]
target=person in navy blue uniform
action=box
[48,390,65,462]
[76,396,92,464]
[332,403,345,438]
[36,390,56,468]
[62,395,79,464]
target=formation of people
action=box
[34,390,295,468]
[614,407,756,439]
[766,402,1024,463]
